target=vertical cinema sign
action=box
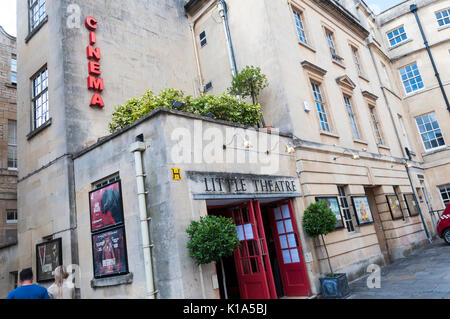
[85,17,104,108]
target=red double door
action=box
[230,200,311,299]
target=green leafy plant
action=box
[227,65,269,105]
[108,89,262,133]
[186,215,240,299]
[302,201,337,276]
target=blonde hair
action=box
[54,265,69,298]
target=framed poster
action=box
[315,197,344,229]
[386,194,404,220]
[404,193,420,217]
[351,196,374,225]
[92,227,129,278]
[89,180,124,232]
[36,238,62,282]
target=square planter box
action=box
[319,273,350,299]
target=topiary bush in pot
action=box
[302,201,350,298]
[186,215,240,299]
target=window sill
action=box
[358,74,370,82]
[5,83,16,89]
[90,272,133,288]
[422,145,449,156]
[438,24,450,32]
[404,87,426,98]
[388,39,413,51]
[353,138,369,145]
[7,167,18,172]
[26,118,52,140]
[332,59,346,69]
[298,41,316,53]
[320,130,340,139]
[377,144,390,150]
[25,15,48,44]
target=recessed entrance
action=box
[208,198,311,299]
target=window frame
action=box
[31,66,49,131]
[439,184,450,207]
[386,25,408,47]
[311,81,332,133]
[415,112,445,151]
[351,46,363,76]
[325,29,340,62]
[28,0,47,33]
[435,8,450,27]
[399,62,424,95]
[11,55,17,85]
[369,105,385,146]
[292,8,308,45]
[343,95,361,140]
[7,120,17,170]
[199,30,207,48]
[338,186,355,232]
[6,210,18,224]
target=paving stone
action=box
[348,241,450,299]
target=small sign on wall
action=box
[172,168,181,180]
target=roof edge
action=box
[0,25,16,41]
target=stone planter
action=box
[319,273,350,299]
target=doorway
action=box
[365,187,391,265]
[209,199,311,299]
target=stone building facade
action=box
[0,25,18,294]
[1,0,448,298]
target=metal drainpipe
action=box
[190,22,204,97]
[130,138,158,299]
[218,0,238,77]
[367,43,432,243]
[410,4,450,112]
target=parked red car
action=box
[437,203,450,245]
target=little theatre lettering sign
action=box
[85,16,104,108]
[187,172,302,199]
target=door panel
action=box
[269,200,311,296]
[232,201,272,299]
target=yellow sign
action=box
[172,168,181,180]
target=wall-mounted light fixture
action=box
[223,133,252,150]
[333,148,360,161]
[172,100,185,110]
[266,141,296,155]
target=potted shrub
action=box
[302,201,350,298]
[186,215,240,299]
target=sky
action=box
[0,0,406,37]
[0,0,16,36]
[366,0,406,15]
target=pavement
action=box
[347,239,450,299]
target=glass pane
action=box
[282,250,292,264]
[279,235,288,249]
[287,233,297,248]
[281,205,290,219]
[284,219,293,233]
[290,249,300,263]
[276,221,285,234]
[274,207,282,220]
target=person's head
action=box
[19,268,33,284]
[54,265,69,287]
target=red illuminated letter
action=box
[89,32,96,45]
[87,76,104,91]
[88,61,101,76]
[85,17,98,31]
[86,46,101,60]
[90,93,104,108]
